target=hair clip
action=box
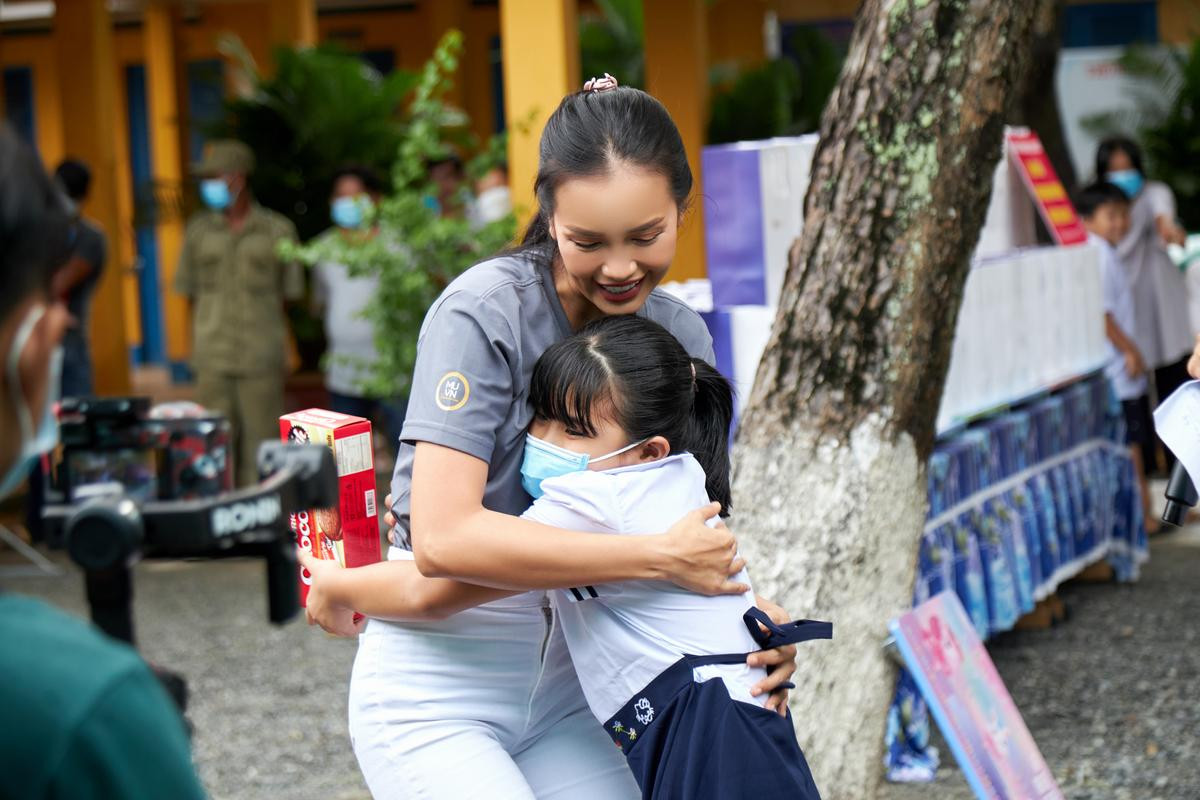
[583,73,619,93]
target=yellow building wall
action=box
[1157,0,1200,43]
[709,0,768,70]
[0,33,65,168]
[317,3,501,143]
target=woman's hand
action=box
[383,492,397,533]
[1124,348,1146,380]
[747,594,798,717]
[1189,334,1200,380]
[654,502,748,596]
[1157,215,1187,247]
[297,549,366,637]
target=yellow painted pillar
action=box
[427,0,469,110]
[112,57,143,363]
[268,0,318,49]
[645,0,709,281]
[145,0,190,368]
[500,0,579,224]
[54,0,131,394]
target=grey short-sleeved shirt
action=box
[389,254,715,549]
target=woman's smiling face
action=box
[549,161,679,328]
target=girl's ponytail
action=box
[685,358,735,515]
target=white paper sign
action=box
[1154,381,1200,483]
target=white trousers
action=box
[348,555,638,799]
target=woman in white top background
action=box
[1097,136,1192,471]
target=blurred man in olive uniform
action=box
[175,140,303,486]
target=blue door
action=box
[3,67,37,148]
[125,64,166,366]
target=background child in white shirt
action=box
[1076,181,1158,534]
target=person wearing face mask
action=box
[175,139,304,486]
[470,163,514,227]
[0,126,207,799]
[312,164,405,458]
[1096,136,1193,473]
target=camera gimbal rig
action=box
[41,441,336,647]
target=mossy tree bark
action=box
[730,1,1039,797]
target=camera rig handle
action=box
[1163,459,1198,528]
[42,442,338,644]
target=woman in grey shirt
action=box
[302,79,800,800]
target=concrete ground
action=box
[3,508,1198,798]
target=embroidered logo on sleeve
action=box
[634,698,654,725]
[435,371,470,411]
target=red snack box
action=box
[280,409,381,606]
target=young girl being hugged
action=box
[521,315,831,800]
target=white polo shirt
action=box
[521,454,768,721]
[1090,232,1149,401]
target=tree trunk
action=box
[730,2,1039,797]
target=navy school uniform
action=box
[608,609,831,799]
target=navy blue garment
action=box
[605,609,832,800]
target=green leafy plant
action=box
[579,0,646,89]
[282,31,516,401]
[707,27,843,145]
[1084,41,1200,229]
[214,39,419,241]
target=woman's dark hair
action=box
[55,158,92,201]
[529,315,734,513]
[516,86,693,265]
[1074,181,1131,219]
[0,126,72,321]
[331,163,386,196]
[1095,135,1145,179]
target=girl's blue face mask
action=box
[200,178,232,211]
[1106,169,1144,199]
[520,434,646,499]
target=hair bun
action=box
[583,73,619,93]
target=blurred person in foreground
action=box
[52,158,107,398]
[0,125,206,799]
[174,140,303,486]
[313,165,405,459]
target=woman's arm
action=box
[1157,214,1186,247]
[51,254,96,299]
[299,549,516,635]
[409,442,747,594]
[1105,312,1146,378]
